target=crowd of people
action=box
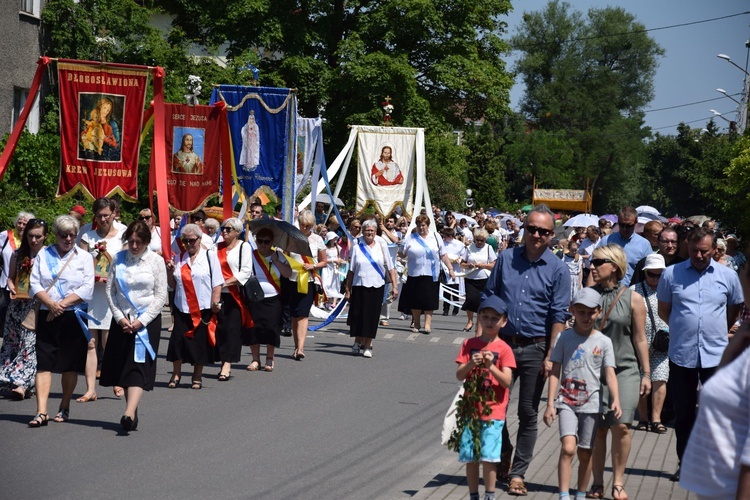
[0,197,748,498]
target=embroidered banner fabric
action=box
[57,61,149,200]
[295,117,322,199]
[356,126,416,217]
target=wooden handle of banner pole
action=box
[41,56,157,70]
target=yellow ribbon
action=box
[284,253,313,294]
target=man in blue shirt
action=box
[482,205,571,495]
[588,207,652,287]
[657,227,743,482]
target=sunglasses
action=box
[27,218,48,227]
[618,223,635,229]
[220,227,234,233]
[256,238,272,245]
[57,232,77,240]
[138,215,152,221]
[524,225,553,237]
[646,271,663,278]
[181,237,200,245]
[591,258,614,267]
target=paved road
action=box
[0,311,473,499]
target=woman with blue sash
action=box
[397,214,455,334]
[28,215,95,427]
[100,222,167,432]
[344,220,398,358]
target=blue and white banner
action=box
[295,117,322,198]
[209,86,297,221]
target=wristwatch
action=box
[212,301,223,308]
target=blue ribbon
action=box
[357,240,385,280]
[114,251,156,363]
[308,298,348,332]
[73,306,98,342]
[43,246,67,299]
[44,246,98,341]
[413,234,439,282]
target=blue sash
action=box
[114,251,156,363]
[357,240,385,280]
[44,247,98,341]
[413,234,439,282]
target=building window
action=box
[12,88,40,134]
[20,0,41,17]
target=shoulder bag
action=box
[642,283,669,353]
[239,243,265,303]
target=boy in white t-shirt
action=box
[544,288,621,500]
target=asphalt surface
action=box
[0,309,474,499]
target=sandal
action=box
[218,372,231,381]
[167,375,180,389]
[634,421,650,431]
[191,380,202,390]
[53,407,69,423]
[113,386,125,398]
[75,392,97,403]
[462,323,474,332]
[612,484,628,500]
[296,351,305,361]
[264,359,274,372]
[246,360,261,371]
[650,421,668,434]
[507,477,528,496]
[586,484,604,499]
[28,413,48,428]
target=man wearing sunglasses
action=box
[587,206,651,287]
[631,227,685,285]
[482,205,571,496]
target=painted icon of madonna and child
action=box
[78,94,123,162]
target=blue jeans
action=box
[503,340,547,480]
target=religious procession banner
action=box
[295,117,322,199]
[356,126,415,216]
[209,86,297,221]
[158,103,223,212]
[57,61,150,200]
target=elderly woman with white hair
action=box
[0,211,34,334]
[165,223,224,390]
[283,209,327,361]
[214,217,253,381]
[28,215,95,427]
[459,228,497,334]
[204,217,223,247]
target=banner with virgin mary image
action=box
[57,61,149,200]
[356,126,415,216]
[159,103,223,212]
[209,86,297,221]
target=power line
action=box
[650,115,730,131]
[512,11,750,50]
[645,93,744,113]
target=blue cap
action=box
[479,295,507,315]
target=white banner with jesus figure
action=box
[356,126,415,216]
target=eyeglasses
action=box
[524,225,553,237]
[659,239,678,245]
[475,239,486,242]
[57,233,77,240]
[95,212,113,220]
[181,237,200,245]
[591,258,614,267]
[256,239,272,245]
[138,215,152,221]
[220,227,234,233]
[645,271,663,278]
[618,223,635,229]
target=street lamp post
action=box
[710,109,736,132]
[717,53,750,134]
[716,88,742,105]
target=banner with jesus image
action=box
[57,61,149,200]
[356,126,415,216]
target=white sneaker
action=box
[363,348,373,358]
[352,342,361,354]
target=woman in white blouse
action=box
[165,224,224,390]
[285,210,327,361]
[397,214,454,334]
[459,228,497,335]
[100,221,167,432]
[214,218,253,381]
[345,220,398,358]
[246,228,292,371]
[28,215,95,427]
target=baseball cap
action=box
[478,295,507,315]
[572,288,601,309]
[642,253,666,271]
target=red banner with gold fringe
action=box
[57,60,149,200]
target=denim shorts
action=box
[458,419,505,463]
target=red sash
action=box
[180,252,218,346]
[217,242,254,328]
[253,249,281,294]
[7,229,18,250]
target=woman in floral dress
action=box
[0,218,49,399]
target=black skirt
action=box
[244,295,282,347]
[287,281,315,318]
[99,314,161,390]
[166,310,215,366]
[398,275,440,312]
[35,310,88,374]
[462,278,488,312]
[348,285,384,339]
[215,293,245,363]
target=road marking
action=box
[430,337,440,343]
[453,337,465,344]
[383,333,394,339]
[407,334,419,341]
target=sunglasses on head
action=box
[523,225,553,237]
[181,237,200,245]
[591,258,614,267]
[27,219,48,227]
[645,271,662,278]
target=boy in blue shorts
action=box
[544,288,621,500]
[455,295,516,500]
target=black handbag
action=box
[239,244,265,303]
[644,284,669,353]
